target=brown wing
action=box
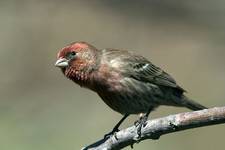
[103,49,185,92]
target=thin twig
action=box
[82,106,225,150]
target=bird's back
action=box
[92,49,191,114]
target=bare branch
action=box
[82,107,225,150]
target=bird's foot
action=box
[134,115,148,140]
[104,128,120,139]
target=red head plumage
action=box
[55,42,99,86]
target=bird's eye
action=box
[66,51,76,59]
[71,51,76,56]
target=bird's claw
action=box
[104,128,120,139]
[134,116,148,140]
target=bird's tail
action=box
[181,95,207,111]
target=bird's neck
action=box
[63,66,92,88]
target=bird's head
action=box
[55,42,99,82]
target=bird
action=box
[55,41,207,138]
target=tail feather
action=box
[181,96,207,111]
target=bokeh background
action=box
[1,0,225,149]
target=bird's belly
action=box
[99,93,154,114]
[97,78,162,114]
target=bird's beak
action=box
[55,58,69,68]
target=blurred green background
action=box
[1,0,225,149]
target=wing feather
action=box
[103,49,185,92]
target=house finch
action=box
[55,41,207,138]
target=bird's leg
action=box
[104,114,129,139]
[134,109,151,139]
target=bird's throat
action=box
[64,67,90,87]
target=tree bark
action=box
[82,106,225,150]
